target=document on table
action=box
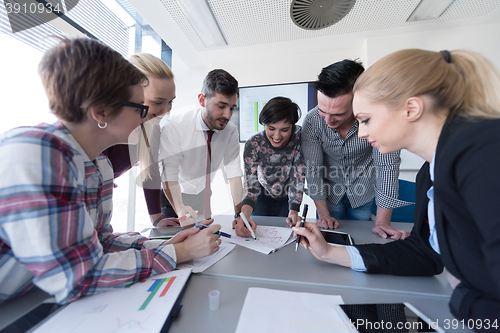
[223,225,295,254]
[34,269,192,333]
[236,288,347,333]
[177,242,235,272]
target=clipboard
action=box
[33,269,193,333]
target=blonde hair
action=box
[353,49,500,120]
[129,53,174,80]
[129,53,174,183]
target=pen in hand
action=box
[193,223,232,238]
[295,204,309,252]
[240,213,257,240]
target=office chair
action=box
[371,179,416,223]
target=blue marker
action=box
[194,223,232,238]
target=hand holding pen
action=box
[232,212,257,238]
[286,210,300,227]
[295,204,309,251]
[193,223,232,239]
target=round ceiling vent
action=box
[290,0,356,30]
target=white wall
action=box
[0,34,57,134]
[170,20,500,179]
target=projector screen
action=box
[238,82,317,142]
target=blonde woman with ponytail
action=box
[102,53,178,227]
[293,49,500,327]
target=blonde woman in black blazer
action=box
[293,49,500,330]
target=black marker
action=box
[295,204,308,252]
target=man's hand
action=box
[372,223,410,240]
[316,215,339,229]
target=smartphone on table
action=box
[320,230,355,246]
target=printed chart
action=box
[224,226,294,254]
[34,269,191,333]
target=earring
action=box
[98,122,107,129]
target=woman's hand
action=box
[286,210,300,227]
[232,216,257,237]
[292,222,333,261]
[292,222,352,267]
[173,224,222,263]
[177,206,198,226]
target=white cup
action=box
[208,290,220,311]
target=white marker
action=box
[240,213,256,240]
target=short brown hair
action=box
[39,37,147,123]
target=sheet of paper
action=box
[177,242,235,273]
[236,288,347,333]
[34,269,192,333]
[223,226,294,254]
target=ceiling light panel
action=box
[159,0,500,51]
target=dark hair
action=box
[314,59,364,98]
[259,97,301,126]
[39,37,147,123]
[201,69,239,99]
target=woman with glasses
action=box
[0,37,221,306]
[293,49,500,327]
[102,53,179,227]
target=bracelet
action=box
[153,215,165,227]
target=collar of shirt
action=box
[329,119,359,141]
[429,151,436,182]
[427,151,440,254]
[196,109,220,133]
[53,121,103,180]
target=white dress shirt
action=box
[159,107,242,195]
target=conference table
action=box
[168,215,462,332]
[0,215,469,332]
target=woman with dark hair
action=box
[240,96,306,227]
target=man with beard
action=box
[159,69,252,236]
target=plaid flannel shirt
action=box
[0,122,176,305]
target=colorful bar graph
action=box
[254,102,258,132]
[159,277,176,297]
[139,278,167,311]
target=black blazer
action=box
[356,117,500,328]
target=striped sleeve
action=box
[301,110,327,202]
[372,148,410,209]
[0,132,176,304]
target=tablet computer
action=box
[335,302,445,333]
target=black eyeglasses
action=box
[120,101,149,119]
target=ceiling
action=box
[128,0,500,69]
